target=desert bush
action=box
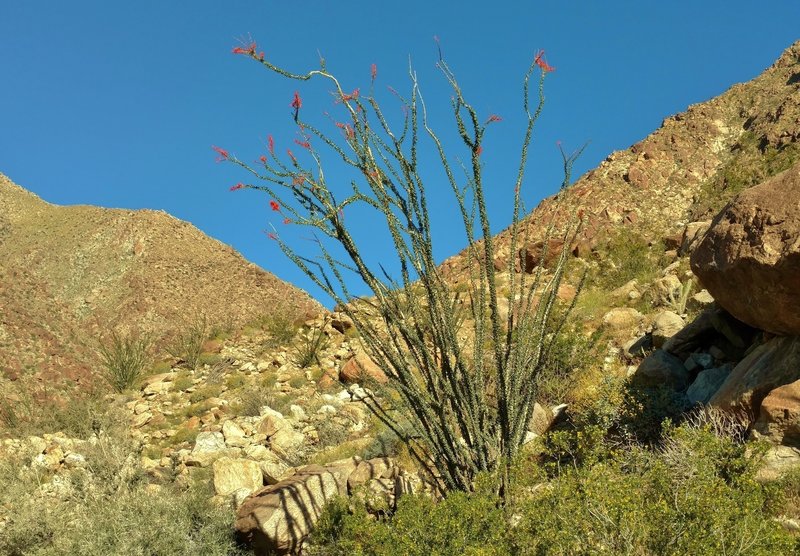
[188,384,222,404]
[293,326,328,369]
[309,424,793,556]
[167,313,210,369]
[222,39,583,494]
[98,331,151,392]
[591,229,664,292]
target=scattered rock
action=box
[755,380,800,444]
[686,365,731,405]
[651,311,685,348]
[602,308,643,331]
[633,350,690,390]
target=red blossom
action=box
[291,91,302,110]
[338,88,360,103]
[287,149,297,164]
[259,155,267,164]
[294,139,311,150]
[259,52,264,61]
[230,183,244,191]
[534,50,555,73]
[371,63,377,81]
[283,218,291,225]
[270,200,280,211]
[475,145,483,156]
[267,232,277,240]
[486,114,503,124]
[232,42,257,55]
[268,134,275,155]
[292,175,306,186]
[335,122,355,140]
[291,91,302,122]
[212,145,229,162]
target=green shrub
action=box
[170,371,195,392]
[309,424,794,555]
[293,326,328,369]
[188,384,222,404]
[167,314,210,369]
[591,230,664,292]
[98,331,151,392]
[225,373,246,390]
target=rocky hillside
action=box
[0,173,321,386]
[441,39,800,279]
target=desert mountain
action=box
[442,40,800,278]
[0,173,321,385]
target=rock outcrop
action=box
[691,162,800,335]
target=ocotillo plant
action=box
[217,41,583,494]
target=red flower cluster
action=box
[283,218,291,225]
[486,114,503,124]
[475,145,483,156]
[287,149,297,164]
[232,42,257,55]
[270,200,280,211]
[292,175,306,186]
[534,50,555,73]
[259,155,267,164]
[291,91,302,110]
[230,183,244,191]
[370,63,377,81]
[336,122,355,140]
[268,135,275,155]
[294,139,311,150]
[212,145,229,162]
[339,88,360,102]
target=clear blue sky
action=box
[1,1,798,306]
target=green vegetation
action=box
[308,420,796,555]
[98,331,151,393]
[167,313,211,370]
[293,326,329,369]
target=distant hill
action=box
[0,174,321,387]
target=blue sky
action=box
[1,1,798,306]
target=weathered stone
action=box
[223,420,248,448]
[756,445,800,481]
[270,428,306,459]
[687,365,731,405]
[678,220,712,256]
[186,431,227,467]
[651,311,685,349]
[213,457,263,497]
[601,308,643,331]
[347,458,394,492]
[258,413,290,437]
[518,239,564,272]
[235,468,347,554]
[691,163,800,335]
[528,403,554,436]
[633,350,690,390]
[710,336,800,415]
[684,352,714,373]
[339,352,388,385]
[244,445,291,484]
[755,380,800,444]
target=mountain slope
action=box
[441,40,800,277]
[0,174,321,385]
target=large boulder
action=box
[754,380,800,445]
[235,459,359,555]
[691,163,800,335]
[339,352,388,385]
